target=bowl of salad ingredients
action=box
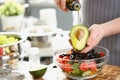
[54,46,109,80]
[0,32,26,69]
[54,24,109,80]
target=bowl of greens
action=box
[0,32,26,68]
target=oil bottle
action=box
[66,0,80,11]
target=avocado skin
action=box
[70,24,89,51]
[29,68,47,79]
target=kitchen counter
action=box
[34,64,120,80]
[86,65,120,80]
[13,62,120,80]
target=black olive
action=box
[70,54,75,60]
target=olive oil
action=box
[66,0,80,11]
[72,10,80,25]
[78,10,80,24]
[66,0,81,24]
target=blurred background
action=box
[0,0,73,65]
[0,0,73,31]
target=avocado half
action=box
[70,24,89,51]
[29,66,47,79]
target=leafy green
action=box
[0,35,19,45]
[0,35,7,45]
[71,63,81,76]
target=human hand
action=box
[81,24,105,53]
[54,0,80,12]
[54,0,68,12]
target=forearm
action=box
[100,17,120,37]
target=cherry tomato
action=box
[57,56,69,64]
[64,63,72,73]
[0,48,3,56]
[80,61,97,72]
[58,56,69,64]
[89,61,97,72]
[99,52,105,57]
[80,62,89,71]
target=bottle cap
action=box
[73,2,80,11]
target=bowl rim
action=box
[0,32,27,47]
[55,46,109,62]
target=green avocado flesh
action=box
[70,24,89,51]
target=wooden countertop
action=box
[86,65,120,80]
[33,64,120,80]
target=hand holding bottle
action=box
[54,0,80,11]
[54,0,68,12]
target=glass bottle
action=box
[66,0,80,11]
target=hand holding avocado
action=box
[80,24,105,53]
[69,24,105,53]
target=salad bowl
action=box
[54,46,109,80]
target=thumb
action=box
[81,37,94,53]
[81,32,96,52]
[87,31,98,46]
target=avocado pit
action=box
[75,29,84,41]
